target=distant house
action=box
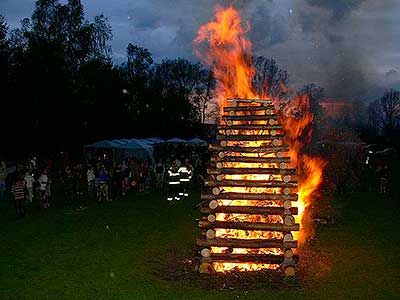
[319,101,353,118]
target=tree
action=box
[368,89,400,139]
[150,58,207,135]
[190,70,218,124]
[298,83,325,119]
[126,43,153,80]
[253,56,289,99]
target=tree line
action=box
[0,0,398,159]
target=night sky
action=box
[1,0,399,100]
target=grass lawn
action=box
[0,176,399,300]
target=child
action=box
[12,174,26,219]
[24,171,35,204]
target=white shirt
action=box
[38,174,48,191]
[24,174,35,188]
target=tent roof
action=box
[165,137,187,143]
[187,138,207,145]
[140,137,165,145]
[85,139,152,150]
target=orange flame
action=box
[194,5,258,107]
[194,5,325,272]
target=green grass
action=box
[0,178,399,300]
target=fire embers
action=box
[197,98,299,276]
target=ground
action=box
[0,176,399,300]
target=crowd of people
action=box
[0,149,207,219]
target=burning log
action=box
[223,106,275,112]
[200,206,298,215]
[209,145,289,153]
[205,253,299,264]
[222,115,279,121]
[207,167,296,175]
[216,134,284,141]
[218,124,282,130]
[204,179,297,188]
[196,238,298,249]
[210,156,290,163]
[227,98,272,105]
[201,193,298,201]
[198,220,300,232]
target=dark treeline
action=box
[0,0,220,159]
[1,0,399,160]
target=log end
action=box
[283,266,296,277]
[199,261,216,274]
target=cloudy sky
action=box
[1,0,399,100]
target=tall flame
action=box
[194,5,258,107]
[194,5,325,272]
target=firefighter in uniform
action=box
[167,163,180,201]
[178,161,192,199]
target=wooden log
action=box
[216,134,284,141]
[206,229,216,239]
[209,200,218,209]
[223,106,275,112]
[222,115,279,121]
[208,253,300,264]
[283,233,294,242]
[201,193,298,201]
[284,215,295,226]
[207,167,296,175]
[210,156,291,164]
[227,98,272,104]
[209,145,289,153]
[284,249,293,259]
[200,206,298,216]
[198,220,300,232]
[283,265,296,277]
[199,261,215,274]
[204,179,298,188]
[201,248,211,257]
[196,238,298,248]
[208,215,216,223]
[218,125,282,130]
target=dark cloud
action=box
[1,0,399,100]
[304,0,366,21]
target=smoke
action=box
[2,0,399,100]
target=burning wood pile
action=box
[197,98,299,276]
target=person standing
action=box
[167,163,180,201]
[11,173,26,219]
[87,166,96,197]
[62,166,75,206]
[24,171,35,204]
[98,166,110,202]
[38,170,49,209]
[0,162,7,207]
[178,161,192,199]
[379,164,389,194]
[154,161,165,190]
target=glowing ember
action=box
[194,5,325,273]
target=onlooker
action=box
[0,162,7,207]
[87,166,96,197]
[38,170,49,208]
[379,164,389,194]
[24,171,35,204]
[11,173,26,219]
[63,166,74,205]
[98,166,110,202]
[154,161,165,190]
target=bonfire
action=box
[194,5,325,275]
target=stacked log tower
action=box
[197,98,299,276]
